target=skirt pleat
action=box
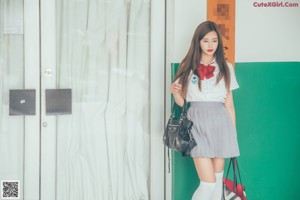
[187,101,240,158]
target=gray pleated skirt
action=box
[187,101,240,158]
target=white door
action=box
[39,0,166,200]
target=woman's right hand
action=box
[170,83,182,95]
[170,82,184,107]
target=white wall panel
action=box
[171,0,206,63]
[236,0,300,62]
[150,0,165,199]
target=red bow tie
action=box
[197,64,215,80]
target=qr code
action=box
[1,180,20,199]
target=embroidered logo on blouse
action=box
[191,75,198,84]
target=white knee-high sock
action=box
[192,181,216,200]
[211,171,224,200]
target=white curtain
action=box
[56,0,151,199]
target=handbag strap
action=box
[225,157,244,190]
[171,99,188,118]
[233,157,244,185]
[225,158,236,190]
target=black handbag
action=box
[163,99,196,156]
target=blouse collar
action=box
[200,57,217,66]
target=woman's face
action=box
[199,31,218,57]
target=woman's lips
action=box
[207,49,214,52]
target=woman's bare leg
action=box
[192,157,217,200]
[212,158,225,173]
[193,157,216,182]
[211,158,225,200]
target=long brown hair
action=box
[173,21,231,97]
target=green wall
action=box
[171,62,300,200]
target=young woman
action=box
[170,21,240,200]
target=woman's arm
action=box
[170,83,185,107]
[224,91,237,130]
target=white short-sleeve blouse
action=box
[180,59,239,103]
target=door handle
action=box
[9,89,36,116]
[45,89,72,115]
[9,89,72,116]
